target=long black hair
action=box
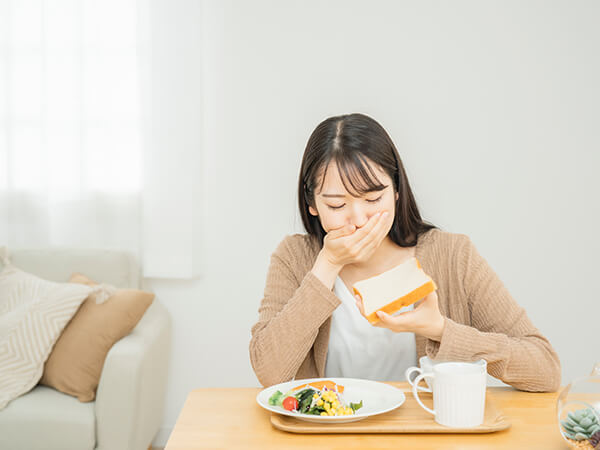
[298,113,436,247]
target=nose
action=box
[348,204,370,229]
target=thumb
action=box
[376,310,391,322]
[377,309,414,324]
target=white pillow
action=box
[0,264,93,410]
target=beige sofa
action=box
[0,248,171,450]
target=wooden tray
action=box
[271,390,511,434]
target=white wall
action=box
[146,1,600,445]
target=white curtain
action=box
[0,0,203,278]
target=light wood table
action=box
[165,382,566,449]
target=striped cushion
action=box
[0,265,92,410]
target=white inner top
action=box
[324,276,418,381]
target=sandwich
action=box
[352,257,436,324]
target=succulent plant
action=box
[561,408,600,441]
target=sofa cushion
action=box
[0,385,95,450]
[0,264,92,410]
[40,273,154,401]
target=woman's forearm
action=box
[250,270,341,387]
[426,318,561,392]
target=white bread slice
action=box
[352,257,436,324]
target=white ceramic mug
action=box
[412,360,487,428]
[406,357,487,392]
[405,356,436,392]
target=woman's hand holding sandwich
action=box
[355,290,445,342]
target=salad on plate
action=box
[268,379,363,417]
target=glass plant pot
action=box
[557,363,600,449]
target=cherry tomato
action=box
[282,396,298,411]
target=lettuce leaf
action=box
[350,400,363,412]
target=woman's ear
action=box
[309,205,318,216]
[395,192,399,201]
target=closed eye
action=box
[366,195,383,203]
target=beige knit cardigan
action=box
[250,228,561,392]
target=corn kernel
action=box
[328,410,335,416]
[313,393,319,399]
[316,399,323,406]
[320,412,328,416]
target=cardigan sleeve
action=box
[249,236,341,387]
[426,235,561,392]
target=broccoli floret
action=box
[268,390,284,406]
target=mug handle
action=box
[405,366,432,393]
[412,372,435,416]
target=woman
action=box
[250,113,560,392]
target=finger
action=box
[375,210,392,239]
[376,310,390,322]
[327,223,357,240]
[354,299,362,314]
[355,224,388,259]
[354,294,365,316]
[425,290,438,303]
[354,238,379,262]
[354,216,390,260]
[370,313,388,328]
[376,311,398,329]
[349,211,384,243]
[415,291,437,309]
[345,212,387,258]
[369,209,390,235]
[376,309,415,329]
[355,211,389,247]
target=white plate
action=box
[256,377,406,423]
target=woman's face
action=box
[308,160,398,233]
